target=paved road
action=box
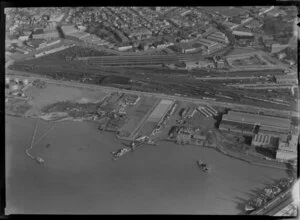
[229,84,296,89]
[6,70,298,118]
[194,76,260,80]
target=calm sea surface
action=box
[5,116,288,214]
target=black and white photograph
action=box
[3,5,299,216]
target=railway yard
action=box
[5,6,298,216]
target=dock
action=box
[25,119,39,160]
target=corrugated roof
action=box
[223,111,291,130]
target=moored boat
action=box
[197,160,209,172]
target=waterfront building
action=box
[222,111,291,133]
[219,122,253,136]
[176,130,192,144]
[276,137,297,161]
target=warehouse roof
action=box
[259,125,290,134]
[222,111,291,130]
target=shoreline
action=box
[5,112,292,171]
[6,114,290,215]
[163,137,290,171]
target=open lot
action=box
[23,83,107,116]
[228,54,267,67]
[137,121,158,137]
[119,96,160,138]
[147,99,174,123]
[5,99,32,116]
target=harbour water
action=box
[5,116,288,214]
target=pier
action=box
[25,119,39,160]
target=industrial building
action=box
[206,32,229,44]
[219,121,254,135]
[128,28,152,39]
[118,45,133,51]
[32,29,59,40]
[197,38,218,49]
[221,111,291,133]
[179,43,200,54]
[276,134,298,160]
[186,107,197,118]
[251,132,278,148]
[169,126,180,138]
[232,30,254,37]
[61,25,79,35]
[185,60,215,69]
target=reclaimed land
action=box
[119,96,159,139]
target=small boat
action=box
[245,203,255,212]
[112,147,131,159]
[197,160,209,172]
[35,157,44,164]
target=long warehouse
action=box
[222,110,291,131]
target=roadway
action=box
[6,69,299,119]
[194,76,262,81]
